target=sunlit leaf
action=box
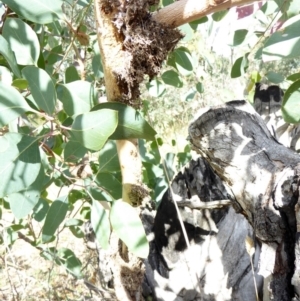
[42,196,68,242]
[262,15,300,61]
[0,36,21,77]
[0,82,32,127]
[110,201,149,258]
[282,79,300,123]
[22,66,57,114]
[0,133,41,197]
[3,18,40,65]
[91,200,110,249]
[92,102,156,140]
[71,109,118,151]
[1,0,63,24]
[60,81,96,116]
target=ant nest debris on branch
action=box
[100,0,183,106]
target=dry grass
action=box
[0,211,107,301]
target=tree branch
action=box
[152,0,262,28]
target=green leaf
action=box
[0,36,21,77]
[1,0,63,24]
[287,73,300,81]
[32,198,49,222]
[266,71,284,84]
[196,82,204,93]
[262,15,300,61]
[91,200,110,249]
[12,79,28,90]
[92,103,157,140]
[178,24,193,42]
[7,166,44,219]
[92,43,104,79]
[60,81,96,116]
[231,54,249,78]
[110,201,149,258]
[161,70,183,87]
[42,196,68,242]
[22,66,57,114]
[64,141,87,162]
[71,109,118,151]
[0,133,41,197]
[189,17,208,30]
[0,82,32,127]
[95,172,122,200]
[3,18,40,65]
[184,87,197,102]
[282,80,300,123]
[98,141,120,172]
[174,47,193,76]
[146,79,165,97]
[229,29,248,47]
[212,10,228,22]
[56,248,83,278]
[65,66,80,83]
[65,219,84,238]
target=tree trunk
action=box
[141,97,300,300]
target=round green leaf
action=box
[282,80,300,123]
[91,200,110,249]
[0,35,21,78]
[3,18,40,65]
[92,102,157,140]
[161,70,183,88]
[1,0,63,24]
[110,201,149,258]
[59,81,96,116]
[71,109,118,151]
[0,133,41,197]
[22,66,57,115]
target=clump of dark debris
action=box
[101,0,183,106]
